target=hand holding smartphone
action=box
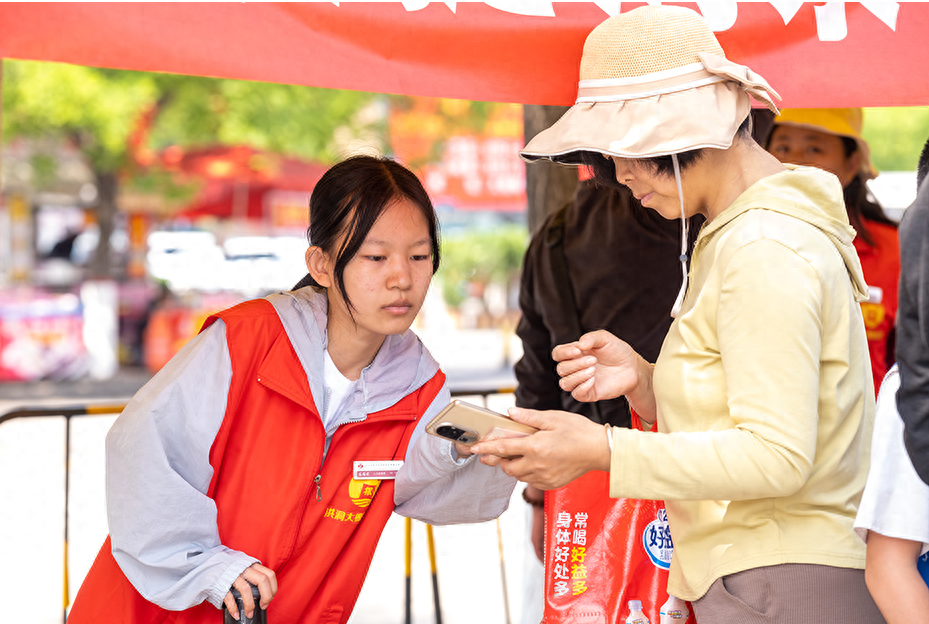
[425,400,537,457]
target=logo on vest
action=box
[323,479,380,524]
[861,302,886,330]
[349,478,380,508]
[642,508,673,570]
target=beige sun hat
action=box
[520,5,781,164]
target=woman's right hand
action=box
[223,563,278,620]
[553,330,656,421]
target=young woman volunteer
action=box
[472,7,884,623]
[767,108,899,393]
[68,155,516,623]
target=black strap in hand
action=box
[223,584,266,624]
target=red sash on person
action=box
[542,412,695,624]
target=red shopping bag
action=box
[542,416,694,624]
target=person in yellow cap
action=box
[471,5,884,623]
[767,108,899,393]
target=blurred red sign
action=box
[391,98,526,212]
[0,290,86,381]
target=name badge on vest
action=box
[354,460,403,480]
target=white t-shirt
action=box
[322,348,358,433]
[854,365,929,556]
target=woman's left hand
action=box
[469,408,610,490]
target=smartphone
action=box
[425,400,537,451]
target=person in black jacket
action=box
[895,136,929,484]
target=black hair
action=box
[576,116,752,189]
[292,155,440,313]
[844,175,897,245]
[835,135,896,244]
[576,148,706,190]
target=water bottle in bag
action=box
[659,594,690,623]
[625,599,650,624]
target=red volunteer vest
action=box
[854,220,900,393]
[69,299,445,623]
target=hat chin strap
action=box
[670,153,688,319]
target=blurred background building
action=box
[0,62,538,383]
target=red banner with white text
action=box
[0,3,925,107]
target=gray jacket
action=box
[896,178,929,484]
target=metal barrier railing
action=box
[0,403,126,624]
[0,386,516,624]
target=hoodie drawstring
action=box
[671,153,688,318]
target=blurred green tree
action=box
[437,224,527,313]
[863,106,929,172]
[2,59,382,278]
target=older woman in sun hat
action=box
[470,6,884,623]
[767,108,899,394]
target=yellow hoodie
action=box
[609,166,875,601]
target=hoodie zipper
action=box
[312,387,335,502]
[313,411,368,502]
[314,384,371,502]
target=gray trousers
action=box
[692,564,886,624]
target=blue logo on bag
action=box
[643,508,674,570]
